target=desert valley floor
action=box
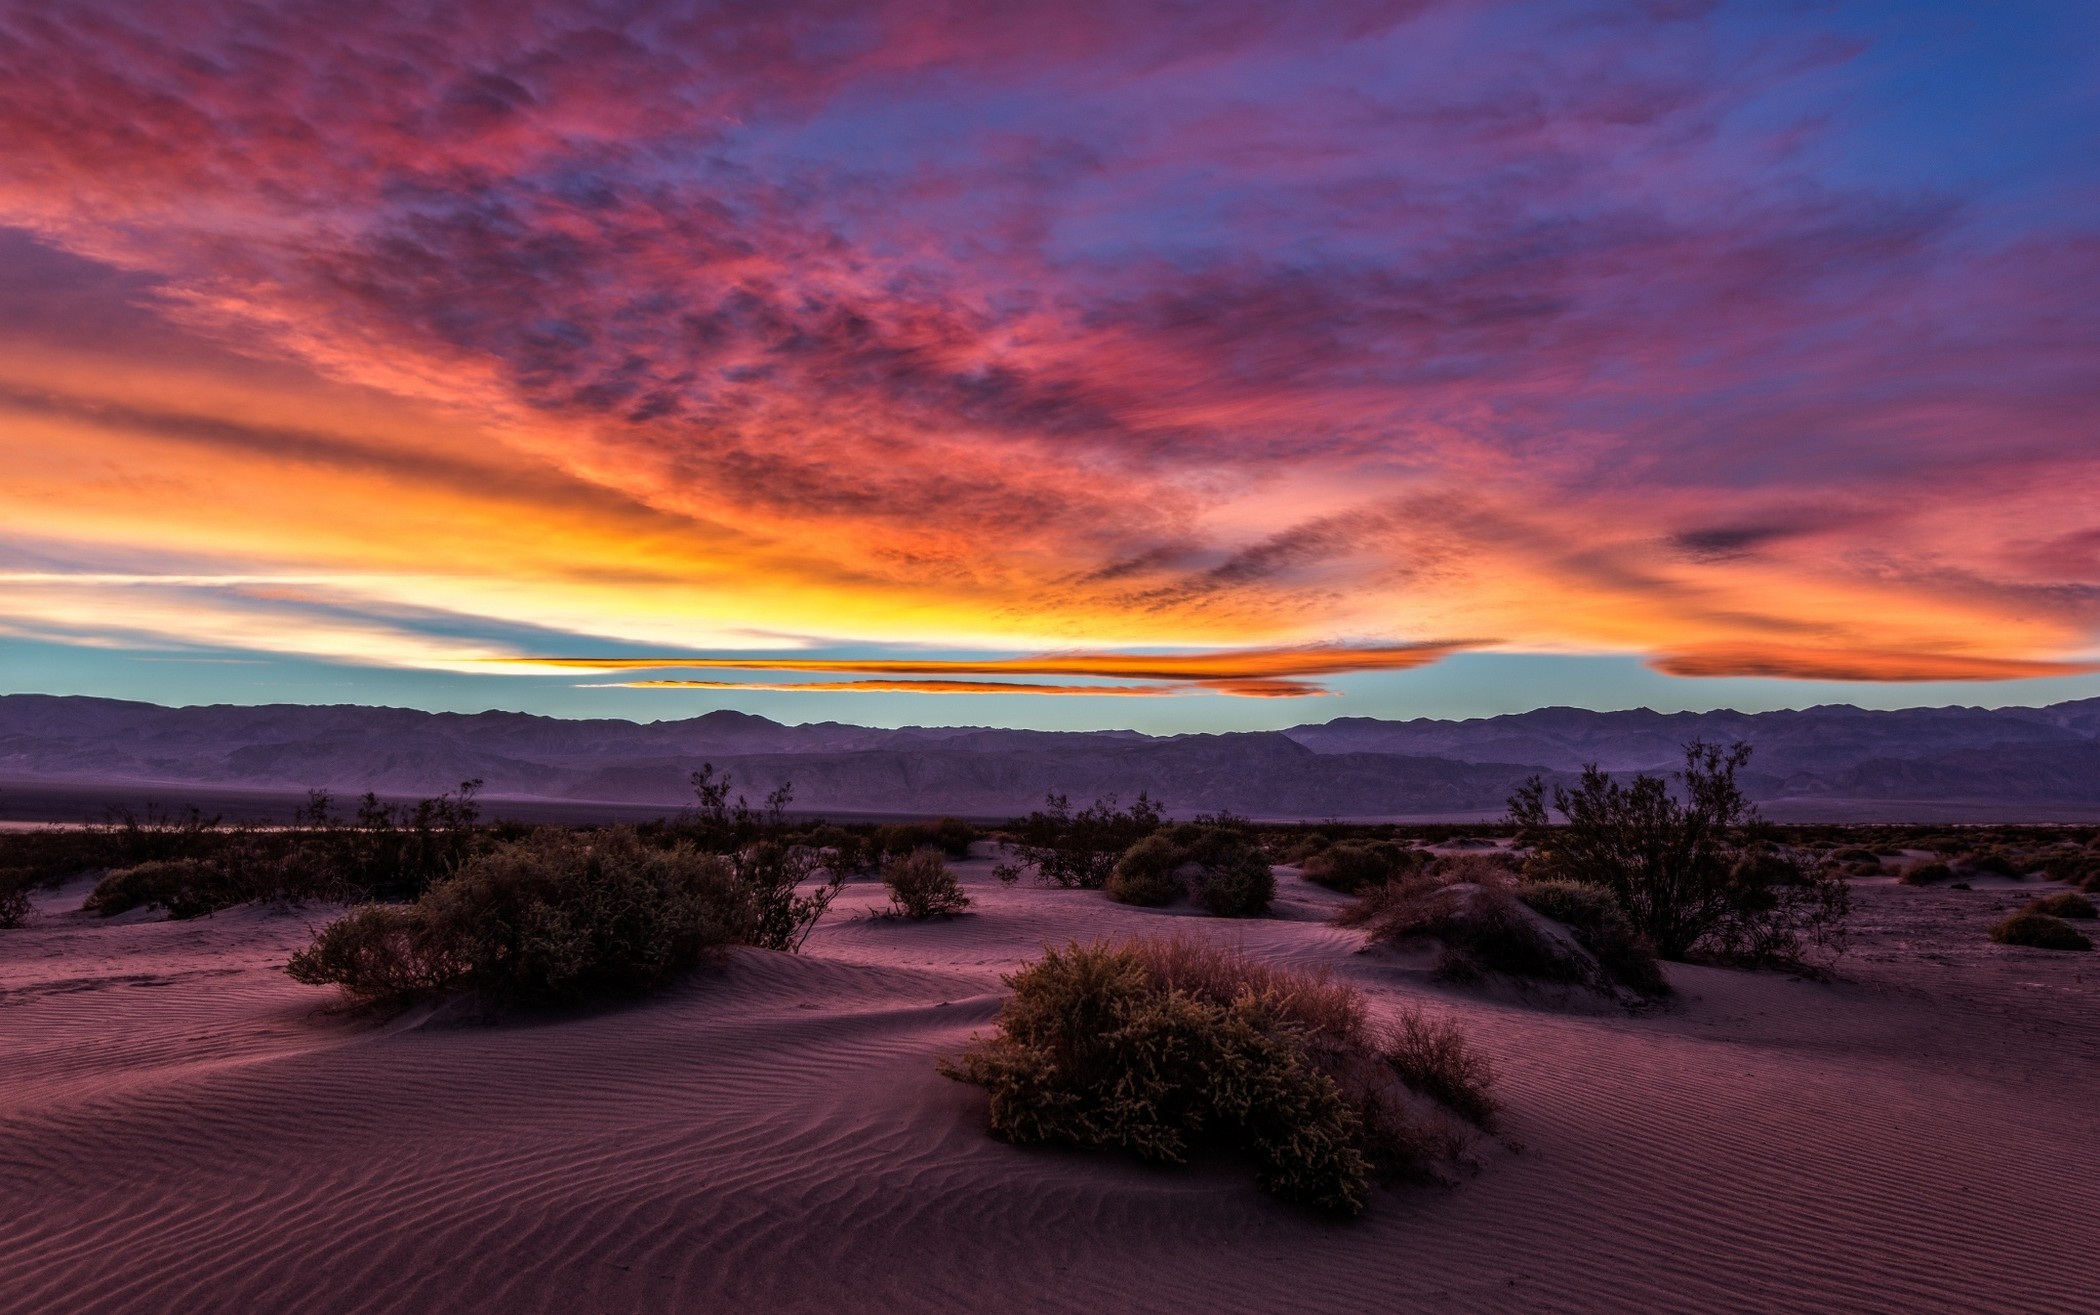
[3,858,2096,1315]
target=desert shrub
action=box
[2034,851,2100,885]
[2084,872,2100,895]
[732,839,845,952]
[1517,879,1667,996]
[1509,741,1849,967]
[1103,824,1275,916]
[1380,1007,1498,1130]
[1277,831,1334,864]
[83,842,311,919]
[289,828,774,1007]
[1989,912,2092,952]
[284,904,462,1001]
[1900,862,1954,886]
[2024,892,2097,920]
[801,824,874,875]
[1106,834,1184,906]
[1187,844,1275,918]
[1830,847,1879,864]
[1344,877,1582,984]
[0,871,30,929]
[882,847,970,918]
[872,820,973,859]
[996,792,1164,889]
[1301,841,1422,894]
[1953,851,2023,880]
[939,937,1492,1215]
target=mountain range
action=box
[3,693,2098,823]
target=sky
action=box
[2,0,2098,732]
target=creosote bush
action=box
[1515,879,1668,996]
[1104,822,1275,916]
[289,828,749,1006]
[939,936,1494,1215]
[1900,862,1955,886]
[1510,741,1849,969]
[1989,911,2092,952]
[882,847,970,918]
[1344,877,1586,987]
[1300,840,1423,895]
[996,792,1164,889]
[2023,891,2096,920]
[0,874,30,929]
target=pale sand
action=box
[2,860,2095,1314]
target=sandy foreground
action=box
[2,857,2096,1315]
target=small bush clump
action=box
[2022,892,2097,921]
[882,847,970,918]
[939,936,1494,1215]
[1516,879,1668,996]
[1300,841,1423,895]
[0,873,30,929]
[290,828,758,1007]
[1343,877,1583,986]
[1380,1007,1499,1130]
[1989,912,2092,952]
[1899,862,1955,886]
[996,792,1164,889]
[1105,834,1184,906]
[1103,823,1274,916]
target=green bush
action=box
[1900,862,1954,886]
[1510,741,1849,967]
[1344,878,1584,985]
[939,937,1493,1215]
[0,872,30,929]
[1517,879,1668,996]
[1989,912,2092,952]
[1102,825,1275,916]
[1380,1007,1499,1130]
[1105,834,1184,906]
[288,828,753,1007]
[283,904,462,1001]
[2023,892,2097,920]
[83,848,304,919]
[997,793,1164,889]
[1300,841,1421,894]
[882,847,970,918]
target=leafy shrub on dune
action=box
[1103,823,1275,916]
[1380,1006,1499,1130]
[1105,834,1183,906]
[84,844,312,920]
[1516,879,1667,996]
[1900,862,1954,886]
[290,828,757,1007]
[940,936,1494,1215]
[1300,840,1423,894]
[2022,892,2096,920]
[1989,911,2091,952]
[0,871,30,929]
[996,792,1164,889]
[1509,741,1850,968]
[882,847,970,918]
[1343,877,1581,985]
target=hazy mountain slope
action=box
[3,693,2097,819]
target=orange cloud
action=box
[515,641,1472,682]
[597,676,1332,697]
[1650,648,2100,683]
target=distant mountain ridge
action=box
[3,693,2098,822]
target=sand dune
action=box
[3,862,2096,1315]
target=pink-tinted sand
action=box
[3,861,2096,1314]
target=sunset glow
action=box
[3,1,2097,722]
